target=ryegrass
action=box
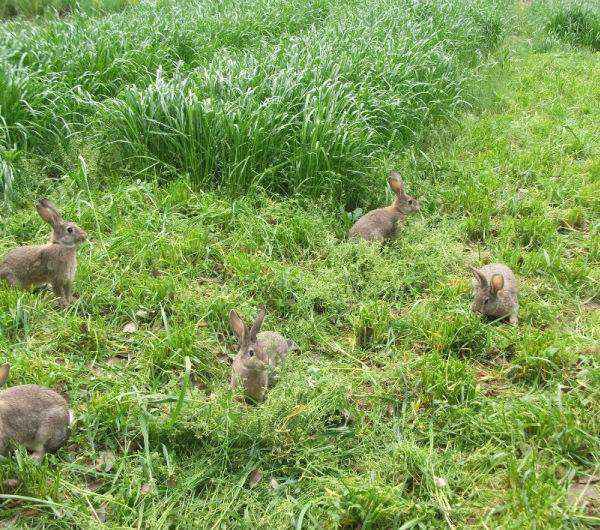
[530,0,600,51]
[1,0,599,528]
[547,1,600,50]
[0,0,511,205]
[0,0,134,19]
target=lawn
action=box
[0,0,599,528]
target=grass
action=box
[1,0,599,527]
[530,0,600,51]
[0,0,510,206]
[0,0,134,19]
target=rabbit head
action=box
[37,199,87,247]
[388,171,419,215]
[229,306,269,372]
[470,267,508,316]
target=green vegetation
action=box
[0,0,133,19]
[1,0,599,527]
[539,0,600,50]
[0,0,509,205]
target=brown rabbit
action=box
[0,199,87,307]
[0,363,72,462]
[470,263,519,325]
[229,306,297,403]
[348,171,419,242]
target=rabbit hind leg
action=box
[34,408,70,459]
[0,269,19,288]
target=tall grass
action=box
[95,0,507,203]
[532,0,600,50]
[0,0,336,146]
[0,0,511,203]
[0,0,134,19]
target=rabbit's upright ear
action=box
[470,267,487,287]
[249,306,266,341]
[229,310,247,344]
[491,274,504,294]
[0,363,10,386]
[36,199,62,227]
[388,172,404,196]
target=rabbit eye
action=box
[67,227,74,233]
[247,349,254,357]
[408,199,414,205]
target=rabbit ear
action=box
[229,310,247,344]
[249,306,266,341]
[491,274,504,294]
[388,172,405,196]
[0,363,10,386]
[36,199,62,227]
[470,267,488,287]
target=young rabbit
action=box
[229,306,297,403]
[0,363,73,462]
[470,263,519,325]
[348,171,419,242]
[0,199,87,307]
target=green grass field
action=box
[0,0,599,527]
[0,0,134,19]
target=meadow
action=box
[0,0,599,527]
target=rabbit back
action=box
[0,385,71,455]
[0,244,76,289]
[256,331,291,387]
[349,208,401,242]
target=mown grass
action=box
[1,0,599,528]
[0,0,510,206]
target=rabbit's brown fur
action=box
[0,364,72,462]
[349,171,419,242]
[471,263,519,325]
[229,307,296,403]
[0,199,87,307]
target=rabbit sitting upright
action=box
[349,171,419,243]
[470,263,519,325]
[0,363,73,462]
[0,199,87,307]
[229,306,297,403]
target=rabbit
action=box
[0,363,73,462]
[470,263,519,325]
[229,306,297,403]
[0,199,87,307]
[348,171,419,243]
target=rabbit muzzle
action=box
[243,357,268,372]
